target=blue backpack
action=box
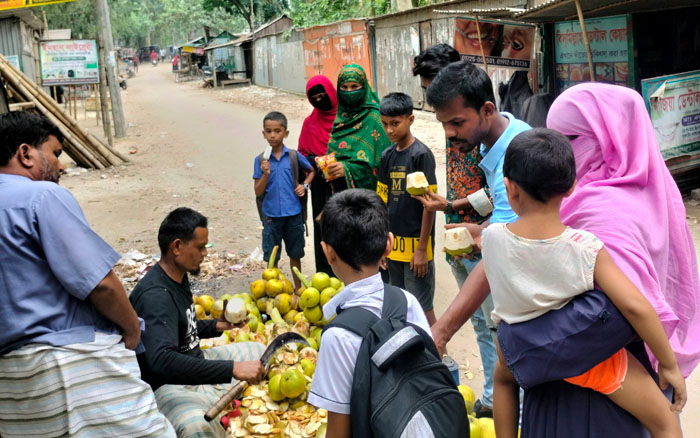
[323,284,468,438]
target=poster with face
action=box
[454,18,536,70]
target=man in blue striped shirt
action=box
[0,112,173,437]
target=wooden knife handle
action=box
[204,381,248,422]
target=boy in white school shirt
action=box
[307,189,432,438]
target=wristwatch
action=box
[303,183,310,191]
[445,200,454,215]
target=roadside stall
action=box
[203,32,251,87]
[174,36,207,82]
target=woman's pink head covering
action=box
[547,83,700,377]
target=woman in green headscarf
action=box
[325,64,391,191]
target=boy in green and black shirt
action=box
[377,93,438,325]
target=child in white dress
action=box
[482,128,686,438]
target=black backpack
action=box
[323,284,468,438]
[255,150,308,230]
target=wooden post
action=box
[94,84,99,126]
[574,0,595,82]
[97,42,114,146]
[210,50,218,87]
[94,0,126,137]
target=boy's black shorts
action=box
[262,213,305,263]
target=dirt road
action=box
[62,63,699,434]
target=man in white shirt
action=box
[307,189,431,437]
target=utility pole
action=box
[94,0,126,138]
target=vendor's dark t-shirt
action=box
[377,139,437,263]
[130,263,232,390]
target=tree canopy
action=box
[42,0,426,48]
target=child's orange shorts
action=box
[564,348,628,394]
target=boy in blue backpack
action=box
[308,189,464,438]
[253,111,315,290]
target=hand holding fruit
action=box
[233,360,266,384]
[261,160,271,175]
[216,298,249,332]
[411,189,448,212]
[444,222,483,252]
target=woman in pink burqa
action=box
[497,83,700,436]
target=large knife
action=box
[204,331,309,421]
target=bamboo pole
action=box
[0,54,125,165]
[574,0,595,82]
[0,56,116,167]
[474,15,489,73]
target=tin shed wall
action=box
[302,20,373,88]
[0,18,22,69]
[253,38,270,86]
[271,32,306,94]
[373,15,455,109]
[374,24,422,106]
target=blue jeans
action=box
[450,258,497,409]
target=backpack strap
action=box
[381,283,408,320]
[255,153,266,222]
[288,150,300,185]
[322,306,378,339]
[288,149,309,235]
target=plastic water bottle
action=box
[442,355,460,385]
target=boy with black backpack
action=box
[308,189,467,438]
[253,111,314,290]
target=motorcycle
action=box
[119,74,128,90]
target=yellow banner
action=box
[0,0,77,11]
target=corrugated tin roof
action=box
[297,18,368,32]
[175,36,206,50]
[204,34,251,51]
[515,0,699,22]
[372,0,523,21]
[434,7,525,17]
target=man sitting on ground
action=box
[130,207,266,438]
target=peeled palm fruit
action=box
[224,297,248,324]
[406,171,429,196]
[444,227,474,256]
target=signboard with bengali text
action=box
[642,70,700,163]
[454,18,536,71]
[554,15,634,92]
[39,40,99,86]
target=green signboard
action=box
[554,15,634,92]
[642,70,700,171]
[39,40,99,86]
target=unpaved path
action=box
[62,63,700,434]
